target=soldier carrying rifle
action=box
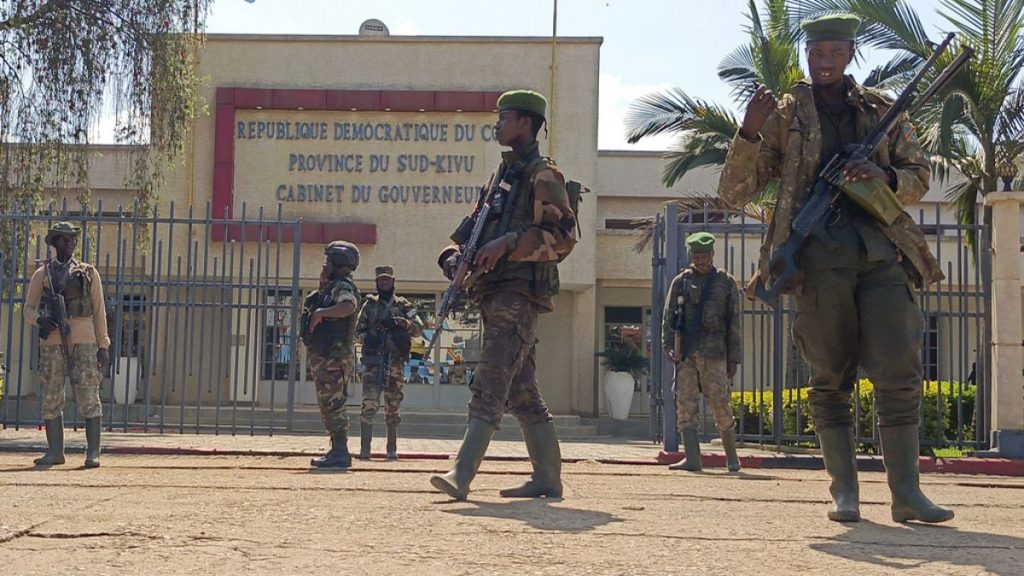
[354,265,423,461]
[24,222,111,468]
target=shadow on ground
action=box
[812,520,1024,575]
[443,499,622,533]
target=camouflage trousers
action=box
[359,360,405,427]
[308,350,353,436]
[38,344,103,420]
[674,355,735,432]
[468,290,552,428]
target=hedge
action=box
[730,379,977,447]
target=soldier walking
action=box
[430,89,578,500]
[24,222,111,468]
[718,14,953,523]
[302,241,362,469]
[662,232,742,472]
[354,265,424,460]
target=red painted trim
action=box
[212,88,497,243]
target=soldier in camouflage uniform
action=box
[355,265,424,460]
[302,241,362,469]
[661,232,742,473]
[718,14,952,523]
[430,89,578,501]
[24,222,111,468]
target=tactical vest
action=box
[46,261,95,318]
[475,155,562,299]
[302,277,360,356]
[362,295,414,358]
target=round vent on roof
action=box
[359,19,390,36]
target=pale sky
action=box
[148,1,955,149]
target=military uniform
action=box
[23,222,110,468]
[302,240,362,468]
[354,265,424,459]
[717,14,952,523]
[430,89,578,500]
[661,232,742,472]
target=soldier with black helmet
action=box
[302,240,362,468]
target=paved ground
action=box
[2,428,1024,575]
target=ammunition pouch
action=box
[361,352,382,366]
[531,262,560,299]
[363,332,383,350]
[388,326,412,357]
[837,176,903,226]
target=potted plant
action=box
[596,340,649,420]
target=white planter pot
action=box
[112,357,138,405]
[604,370,636,420]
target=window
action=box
[604,306,647,392]
[262,289,300,381]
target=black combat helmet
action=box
[325,240,359,270]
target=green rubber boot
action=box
[430,418,496,500]
[720,428,741,472]
[817,426,860,522]
[386,424,398,460]
[34,416,65,466]
[84,417,102,468]
[499,421,563,498]
[358,422,372,460]
[880,425,954,523]
[668,427,702,471]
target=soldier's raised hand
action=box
[97,348,110,371]
[739,84,777,141]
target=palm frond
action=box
[624,88,700,143]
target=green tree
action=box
[624,0,804,213]
[0,0,211,213]
[794,0,1024,231]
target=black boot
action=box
[358,422,372,460]
[720,428,741,472]
[500,421,563,498]
[880,425,954,523]
[668,427,702,471]
[34,416,65,466]
[817,426,860,522]
[386,424,398,460]
[311,431,352,469]
[430,418,496,500]
[84,417,102,469]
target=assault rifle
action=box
[375,318,394,392]
[424,161,521,360]
[754,33,972,307]
[39,259,74,374]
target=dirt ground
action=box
[2,452,1023,576]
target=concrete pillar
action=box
[983,191,1024,458]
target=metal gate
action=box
[651,202,991,452]
[1,201,307,434]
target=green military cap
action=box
[686,231,716,253]
[800,13,861,42]
[497,89,547,119]
[45,221,81,245]
[375,265,394,278]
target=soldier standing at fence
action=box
[24,222,111,468]
[354,265,424,460]
[302,241,361,469]
[430,89,578,500]
[661,232,742,473]
[717,14,952,523]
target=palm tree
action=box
[794,0,1024,229]
[624,0,804,208]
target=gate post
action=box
[662,203,680,452]
[984,191,1024,458]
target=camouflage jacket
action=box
[304,275,360,358]
[438,142,577,312]
[661,267,742,363]
[718,77,943,296]
[354,293,424,359]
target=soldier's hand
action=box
[842,158,888,183]
[38,316,59,333]
[97,348,110,371]
[665,348,679,364]
[739,84,777,141]
[308,310,324,332]
[474,238,508,273]
[727,362,738,379]
[442,253,460,280]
